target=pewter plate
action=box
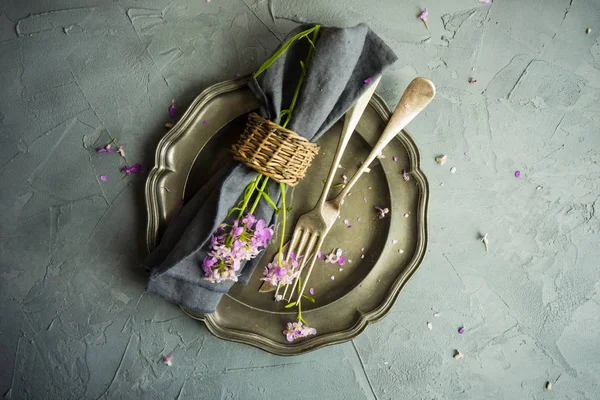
[145,77,429,355]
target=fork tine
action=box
[275,227,303,298]
[285,234,319,301]
[281,230,311,298]
[285,228,302,262]
[294,239,324,305]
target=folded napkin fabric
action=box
[145,23,397,313]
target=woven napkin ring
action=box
[232,113,320,187]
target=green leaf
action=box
[302,294,315,303]
[253,26,320,79]
[256,188,278,210]
[284,302,297,308]
[286,205,294,212]
[332,183,345,188]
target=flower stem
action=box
[253,25,320,79]
[249,177,269,215]
[237,175,261,220]
[280,25,320,129]
[278,182,286,264]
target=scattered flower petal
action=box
[162,354,174,366]
[393,156,398,162]
[481,233,489,252]
[546,381,552,391]
[433,312,440,317]
[418,8,429,30]
[100,174,108,182]
[205,0,211,3]
[453,350,464,359]
[468,77,477,84]
[163,186,171,192]
[464,151,469,156]
[203,120,208,125]
[450,166,457,174]
[440,182,445,187]
[331,275,335,280]
[514,170,521,178]
[458,327,465,334]
[97,141,116,153]
[479,0,490,3]
[404,213,409,218]
[122,163,144,176]
[427,322,433,330]
[586,28,591,34]
[169,99,177,118]
[348,259,352,264]
[364,77,372,84]
[402,169,410,181]
[275,294,283,301]
[404,103,409,109]
[309,288,315,295]
[361,254,365,259]
[435,154,448,165]
[339,268,343,272]
[536,185,544,190]
[392,239,398,244]
[317,250,322,259]
[235,73,241,77]
[375,206,390,219]
[398,249,404,254]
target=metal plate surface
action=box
[146,76,429,355]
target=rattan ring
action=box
[232,113,320,186]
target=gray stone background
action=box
[1,0,599,398]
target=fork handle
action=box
[333,77,435,205]
[316,77,381,210]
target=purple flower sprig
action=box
[202,214,273,283]
[261,252,301,286]
[283,321,317,342]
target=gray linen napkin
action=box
[145,23,397,313]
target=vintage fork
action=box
[285,77,436,304]
[274,77,383,300]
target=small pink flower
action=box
[203,120,208,125]
[364,78,372,84]
[100,174,108,182]
[309,288,315,295]
[515,170,521,178]
[418,8,429,30]
[375,206,389,219]
[393,156,398,162]
[162,353,174,366]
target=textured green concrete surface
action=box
[1,0,599,399]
